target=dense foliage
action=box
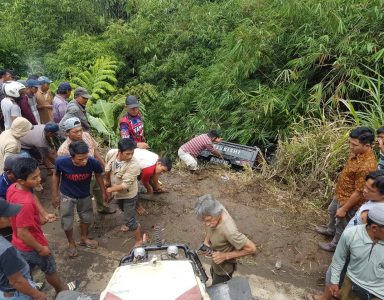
[2,0,384,197]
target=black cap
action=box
[125,95,139,108]
[0,198,21,217]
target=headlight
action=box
[133,247,146,260]
[167,245,178,258]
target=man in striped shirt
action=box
[178,130,224,171]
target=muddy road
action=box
[36,165,332,299]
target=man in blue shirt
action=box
[0,198,46,300]
[51,141,108,258]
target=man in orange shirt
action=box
[36,76,53,124]
[315,127,377,252]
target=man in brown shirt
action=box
[194,194,256,285]
[36,76,53,124]
[315,127,377,252]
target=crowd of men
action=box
[0,69,257,299]
[2,67,382,299]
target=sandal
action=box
[120,224,129,232]
[67,247,78,258]
[79,240,98,249]
[67,280,80,291]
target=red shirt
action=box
[181,134,214,157]
[141,165,156,186]
[6,184,48,252]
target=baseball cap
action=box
[26,79,41,88]
[63,117,81,132]
[368,206,384,226]
[125,95,139,108]
[57,82,72,93]
[0,198,21,217]
[74,87,92,99]
[38,76,52,84]
[44,122,59,133]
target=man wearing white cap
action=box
[327,207,384,300]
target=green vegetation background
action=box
[2,0,384,203]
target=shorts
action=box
[59,193,94,231]
[20,250,57,275]
[178,148,198,171]
[117,195,138,231]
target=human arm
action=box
[212,239,256,264]
[1,248,46,299]
[95,172,109,203]
[51,172,61,209]
[17,227,50,256]
[33,195,57,224]
[211,149,224,159]
[8,272,46,300]
[329,230,350,285]
[141,166,154,193]
[336,191,362,218]
[94,148,105,169]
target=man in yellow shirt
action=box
[36,76,53,124]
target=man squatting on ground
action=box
[315,127,377,252]
[306,170,384,300]
[104,139,144,245]
[0,198,47,300]
[52,141,108,258]
[178,130,224,172]
[195,194,256,285]
[133,148,172,194]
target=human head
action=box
[0,69,13,82]
[25,79,40,96]
[207,130,222,143]
[12,157,41,189]
[4,81,25,98]
[57,82,72,98]
[195,194,224,228]
[69,140,89,167]
[377,126,384,140]
[3,154,28,182]
[38,76,52,93]
[349,127,374,155]
[44,122,59,138]
[0,198,21,228]
[74,87,91,106]
[117,138,136,161]
[155,157,172,174]
[366,206,384,241]
[125,95,140,117]
[64,117,83,141]
[363,170,384,202]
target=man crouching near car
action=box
[195,194,257,285]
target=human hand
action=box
[45,213,58,223]
[336,207,347,218]
[154,187,167,194]
[327,284,340,298]
[51,195,60,209]
[38,246,51,257]
[137,142,149,149]
[34,290,47,300]
[212,251,228,264]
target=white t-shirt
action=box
[1,97,21,129]
[133,148,159,169]
[347,201,384,228]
